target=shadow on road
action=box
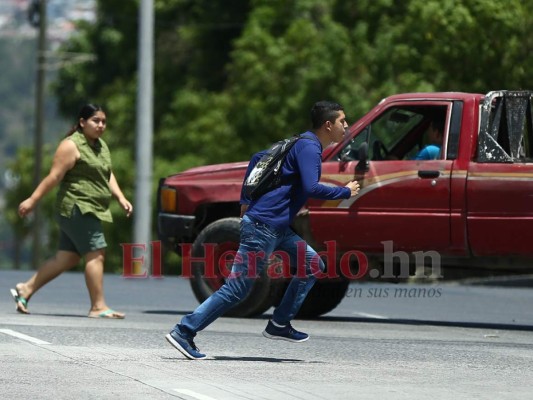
[161,356,319,363]
[145,309,195,316]
[14,312,88,318]
[316,315,533,332]
[212,356,322,363]
[145,310,533,332]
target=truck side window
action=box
[335,105,449,161]
[336,131,367,161]
[369,108,423,160]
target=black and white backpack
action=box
[244,135,308,200]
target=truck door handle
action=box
[418,170,440,179]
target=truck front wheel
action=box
[189,217,284,317]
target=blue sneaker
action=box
[165,328,206,360]
[262,320,309,342]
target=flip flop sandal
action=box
[10,288,30,314]
[88,309,125,319]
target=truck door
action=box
[308,100,459,254]
[467,91,533,256]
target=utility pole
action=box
[133,0,154,273]
[28,0,47,268]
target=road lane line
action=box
[352,312,389,319]
[173,389,219,400]
[0,329,51,345]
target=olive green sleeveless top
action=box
[56,132,113,222]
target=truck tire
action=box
[189,217,284,317]
[295,278,350,318]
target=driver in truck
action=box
[414,113,446,160]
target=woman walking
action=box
[10,104,132,319]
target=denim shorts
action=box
[56,206,107,256]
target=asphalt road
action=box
[1,270,532,399]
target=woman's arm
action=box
[109,172,133,217]
[18,139,78,217]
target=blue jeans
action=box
[176,214,324,338]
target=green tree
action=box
[335,0,533,99]
[225,0,361,150]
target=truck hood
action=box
[165,161,249,179]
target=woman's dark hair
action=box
[65,103,105,137]
[310,101,344,129]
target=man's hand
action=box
[345,180,360,197]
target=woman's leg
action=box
[85,249,124,318]
[14,250,81,311]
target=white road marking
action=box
[0,329,51,345]
[173,389,219,400]
[352,312,389,319]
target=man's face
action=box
[329,111,348,143]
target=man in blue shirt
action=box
[414,115,445,160]
[166,101,360,359]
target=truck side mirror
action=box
[356,142,369,172]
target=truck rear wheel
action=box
[189,217,284,317]
[296,278,350,318]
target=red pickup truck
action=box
[157,90,533,317]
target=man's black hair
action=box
[430,111,446,134]
[311,101,344,129]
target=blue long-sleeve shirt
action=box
[240,131,350,229]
